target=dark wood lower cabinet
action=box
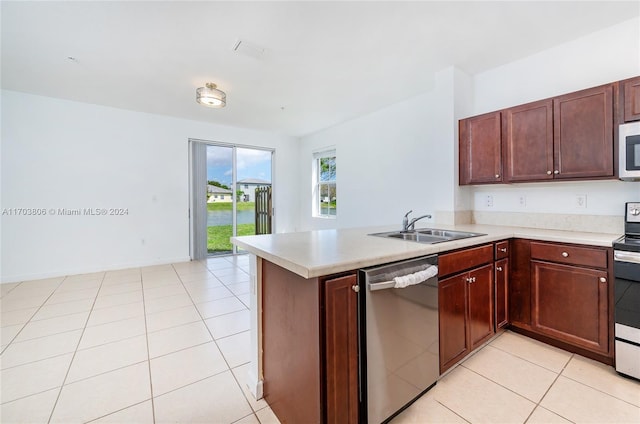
[509,239,532,328]
[495,258,509,330]
[323,274,359,424]
[262,260,358,424]
[439,262,494,373]
[531,260,609,354]
[509,239,614,364]
[468,264,495,350]
[439,273,468,373]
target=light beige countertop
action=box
[231,224,622,279]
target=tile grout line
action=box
[0,280,25,299]
[173,263,235,371]
[489,337,572,374]
[174,261,257,413]
[559,364,640,409]
[46,272,108,424]
[459,363,538,406]
[0,278,67,355]
[140,269,158,424]
[432,398,472,424]
[522,353,576,424]
[83,398,150,423]
[205,257,261,416]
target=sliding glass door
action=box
[190,140,273,258]
[206,145,234,255]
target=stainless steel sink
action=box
[370,228,486,244]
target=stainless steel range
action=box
[613,202,640,380]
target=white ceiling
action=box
[2,1,638,137]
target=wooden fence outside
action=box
[255,186,272,235]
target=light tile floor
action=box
[1,255,639,424]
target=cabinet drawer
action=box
[495,240,509,259]
[439,244,493,277]
[530,242,607,269]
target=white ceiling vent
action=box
[232,39,266,60]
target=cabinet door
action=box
[323,274,359,424]
[624,76,640,122]
[495,258,509,330]
[459,111,503,185]
[439,273,468,373]
[510,239,531,327]
[531,261,609,354]
[468,264,495,350]
[553,84,614,179]
[503,99,554,182]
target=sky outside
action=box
[206,146,272,187]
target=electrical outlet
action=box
[518,195,526,207]
[575,195,587,209]
[486,195,494,208]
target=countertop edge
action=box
[232,225,621,279]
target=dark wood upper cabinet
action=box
[459,111,502,185]
[623,76,640,122]
[459,79,627,185]
[553,84,614,179]
[503,99,554,182]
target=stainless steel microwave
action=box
[620,121,640,181]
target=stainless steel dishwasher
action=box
[358,255,439,423]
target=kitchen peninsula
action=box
[232,223,620,424]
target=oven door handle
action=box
[614,250,640,264]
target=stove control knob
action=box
[631,208,640,216]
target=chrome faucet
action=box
[403,210,432,232]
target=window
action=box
[313,149,336,218]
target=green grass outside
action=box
[207,223,255,253]
[207,202,254,211]
[206,202,258,252]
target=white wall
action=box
[297,17,640,232]
[470,17,640,217]
[298,68,467,231]
[1,90,299,282]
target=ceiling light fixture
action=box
[196,83,226,108]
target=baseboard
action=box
[247,367,264,400]
[0,255,192,284]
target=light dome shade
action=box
[196,83,226,108]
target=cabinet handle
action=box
[499,248,507,253]
[467,277,476,283]
[554,170,559,174]
[352,285,360,293]
[496,266,503,272]
[547,170,552,175]
[599,277,607,283]
[495,174,500,179]
[562,252,569,258]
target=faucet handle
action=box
[404,210,413,218]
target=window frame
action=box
[312,148,337,219]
